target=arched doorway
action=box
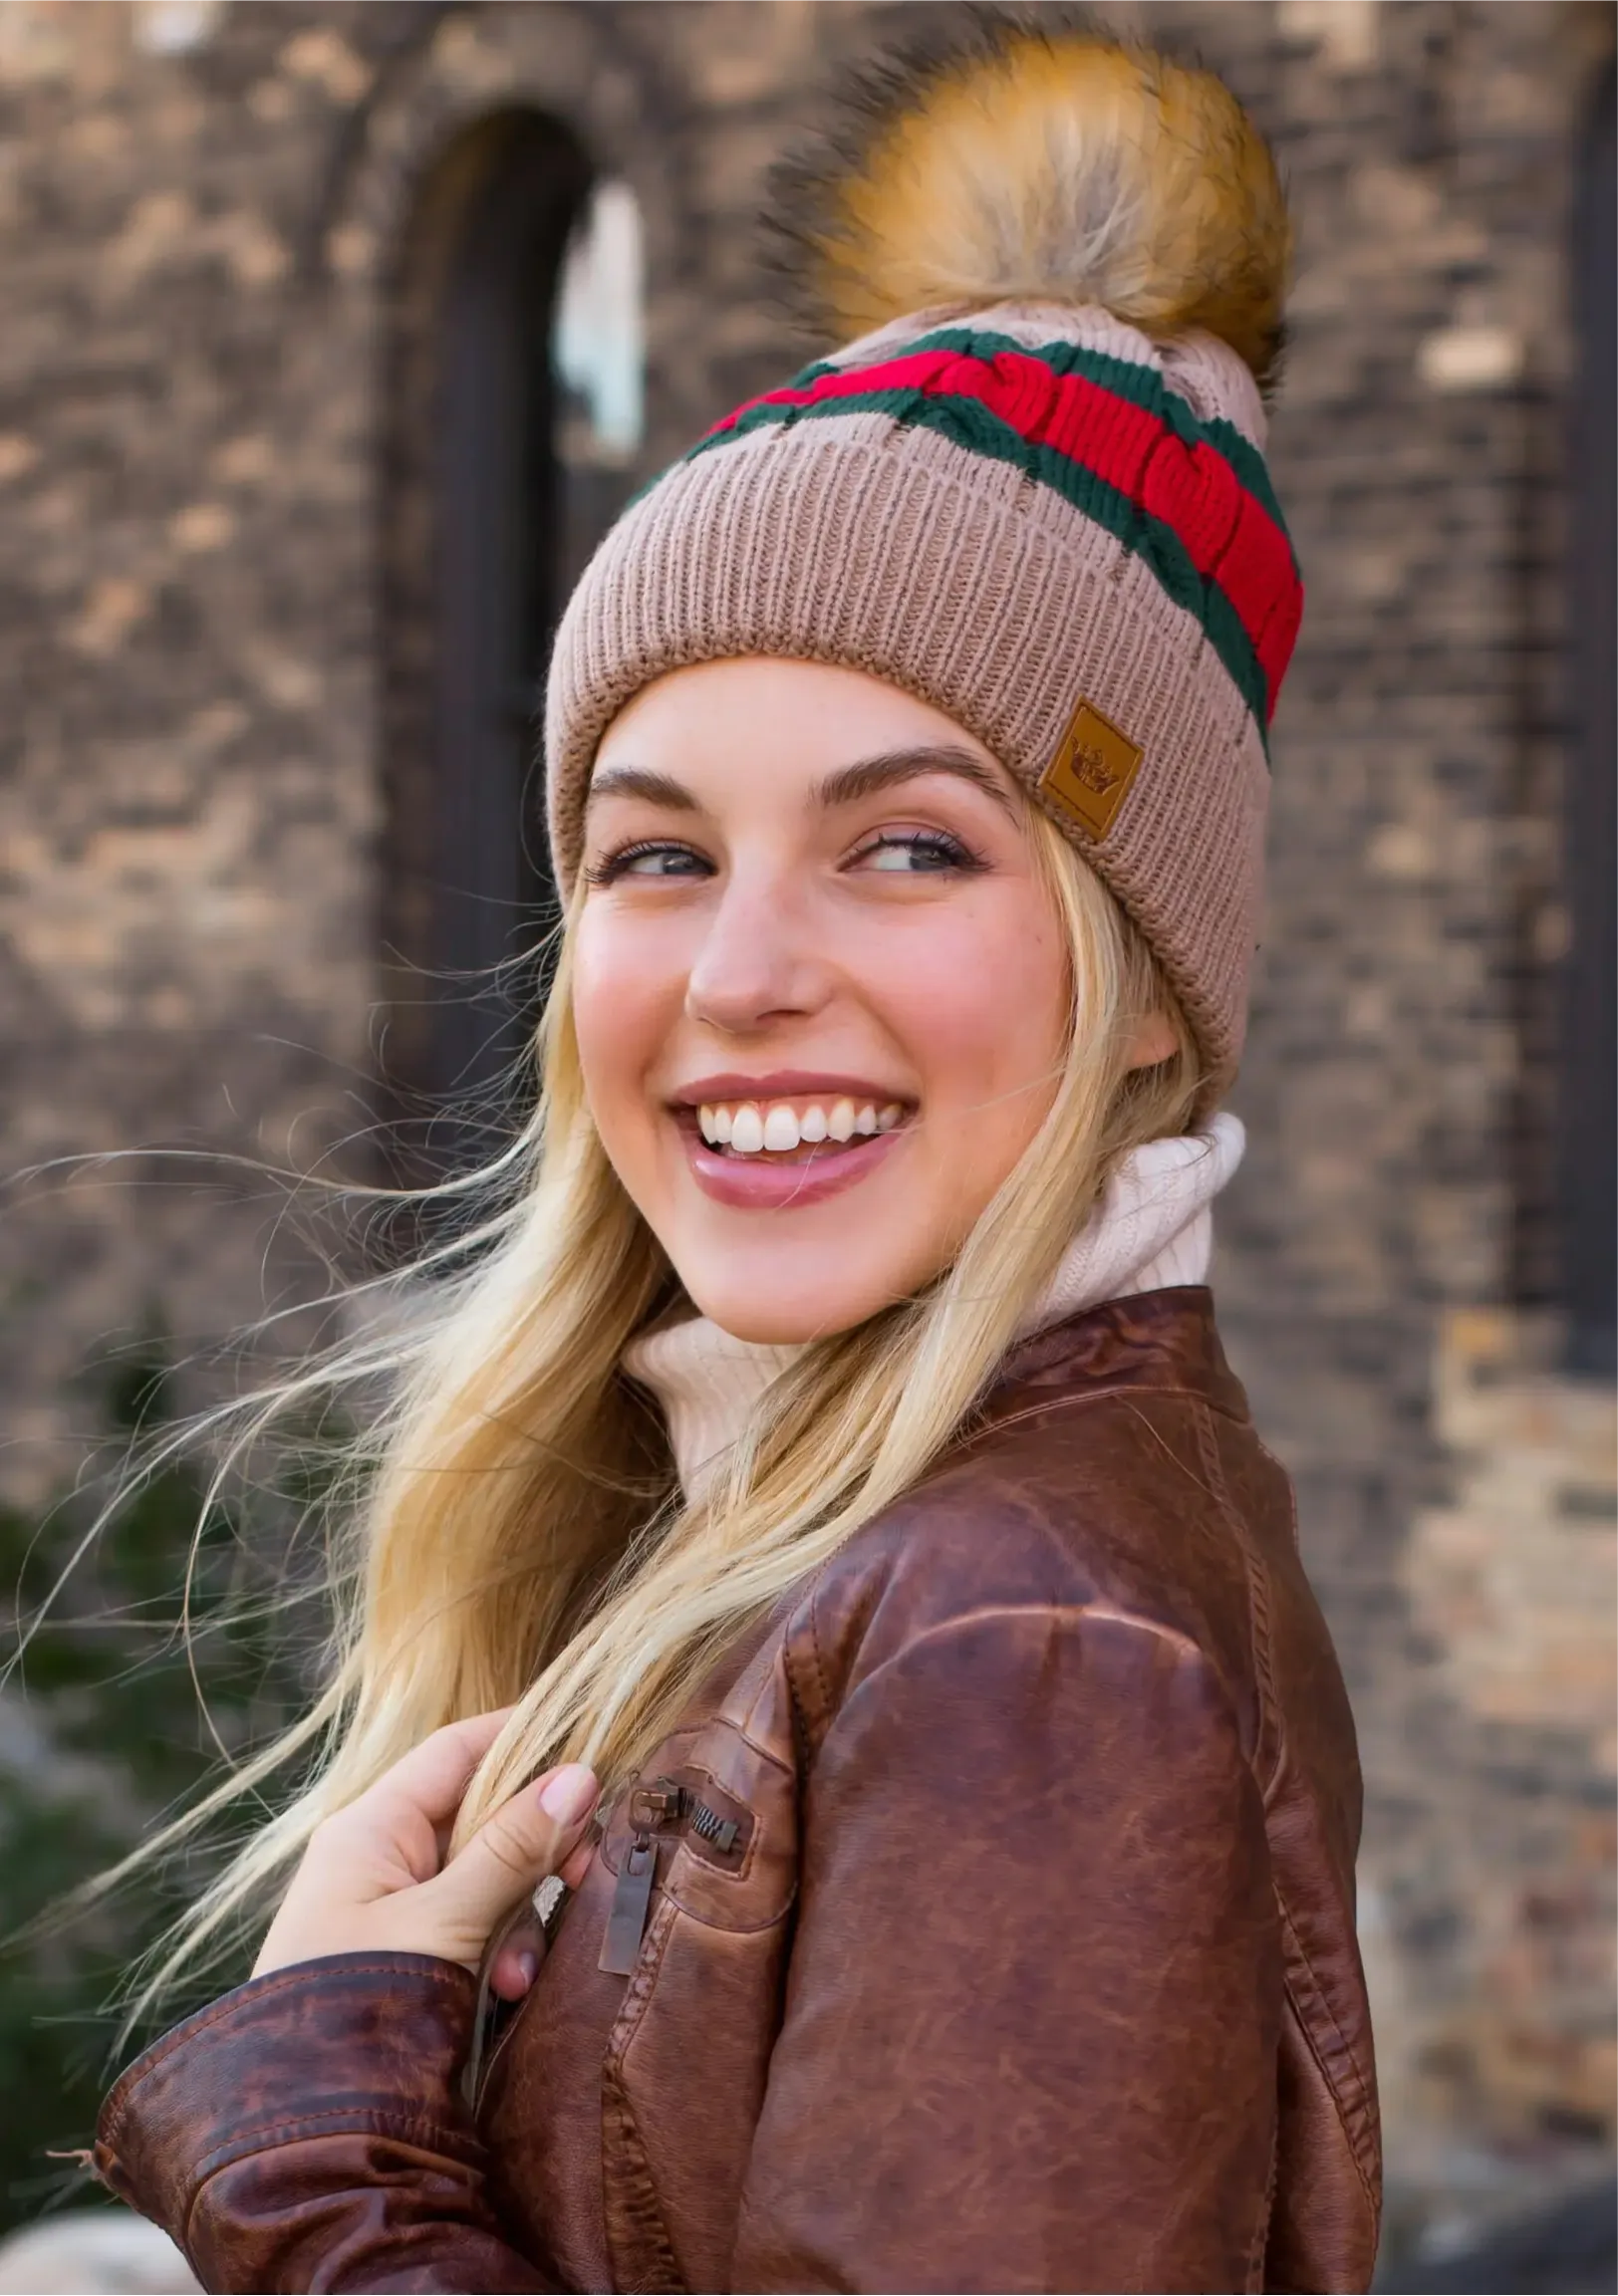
[1560,64,1616,1375]
[378,111,641,1185]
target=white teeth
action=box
[762,1105,801,1152]
[694,1095,908,1152]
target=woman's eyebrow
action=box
[585,745,1016,817]
[813,745,1017,816]
[585,765,698,812]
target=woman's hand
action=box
[253,1711,599,2004]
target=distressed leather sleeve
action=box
[94,1953,555,2294]
[732,1604,1283,2295]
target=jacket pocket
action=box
[594,1721,797,2292]
[599,1770,752,1976]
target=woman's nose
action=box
[683,877,829,1034]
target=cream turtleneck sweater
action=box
[623,1113,1245,1500]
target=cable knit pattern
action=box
[624,1114,1244,1498]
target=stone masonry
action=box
[0,0,1612,2262]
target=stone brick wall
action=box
[0,0,1611,2258]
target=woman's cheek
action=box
[885,900,1067,1131]
[570,916,673,1166]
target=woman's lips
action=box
[678,1121,907,1210]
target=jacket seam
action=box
[785,1384,1251,1762]
[793,1558,883,1765]
[724,1719,799,1784]
[806,1575,833,1742]
[727,1595,815,1750]
[956,1379,1251,1460]
[194,2105,479,2164]
[1191,1404,1380,2221]
[181,2110,483,2257]
[1245,2120,1279,2293]
[1252,1435,1305,1553]
[100,1958,469,2153]
[781,1631,818,1779]
[734,1627,793,1751]
[832,1600,1213,1721]
[1277,1904,1383,2215]
[601,1893,687,2295]
[1191,1400,1284,1799]
[772,1549,844,1761]
[595,1871,792,1940]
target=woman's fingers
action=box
[254,1723,600,1983]
[559,1833,597,1893]
[488,1915,543,2003]
[485,1832,599,2001]
[346,1710,516,1837]
[425,1763,600,1948]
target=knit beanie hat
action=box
[545,23,1299,1104]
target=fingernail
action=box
[540,1764,597,1824]
[515,1949,538,1990]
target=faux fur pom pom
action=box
[769,13,1291,391]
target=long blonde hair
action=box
[97,807,1199,2009]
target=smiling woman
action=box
[572,660,1114,1337]
[92,20,1378,2296]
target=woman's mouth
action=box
[671,1091,916,1209]
[693,1096,908,1161]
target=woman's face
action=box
[571,658,1075,1345]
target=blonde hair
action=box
[97,809,1199,2010]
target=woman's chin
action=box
[689,1296,876,1348]
[680,1258,925,1348]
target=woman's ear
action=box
[1126,1011,1180,1072]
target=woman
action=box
[94,22,1380,2293]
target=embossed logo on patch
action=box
[1038,698,1144,842]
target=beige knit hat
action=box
[545,25,1299,1103]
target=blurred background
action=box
[0,1,1612,2289]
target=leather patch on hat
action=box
[1039,698,1143,842]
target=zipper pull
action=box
[598,1832,658,1976]
[631,1778,683,1829]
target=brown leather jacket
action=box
[96,1290,1381,2294]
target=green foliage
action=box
[0,1339,322,2230]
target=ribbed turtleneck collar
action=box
[623,1112,1244,1501]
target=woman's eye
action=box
[585,841,711,886]
[854,831,981,875]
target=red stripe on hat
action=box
[708,347,1300,713]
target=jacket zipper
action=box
[597,1776,740,1977]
